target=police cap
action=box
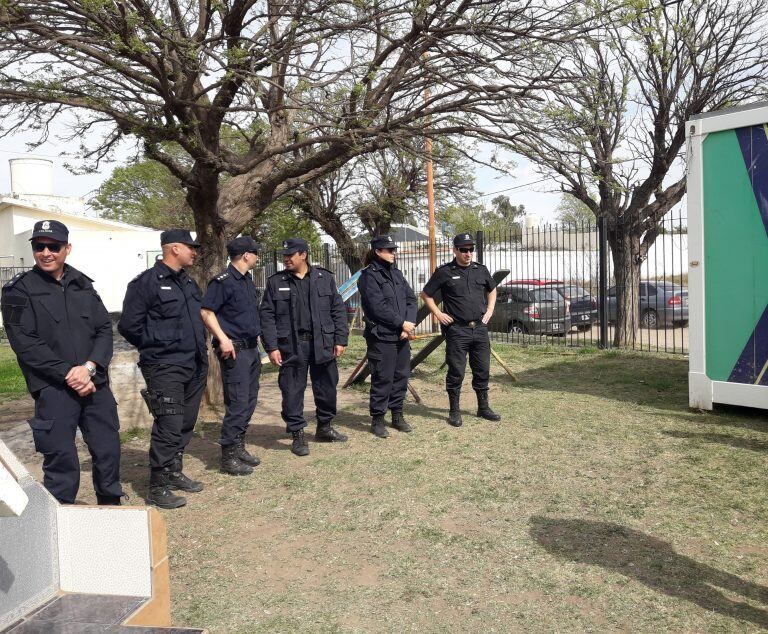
[371,235,398,250]
[160,229,200,247]
[279,237,309,255]
[453,233,475,247]
[227,236,261,257]
[30,219,69,243]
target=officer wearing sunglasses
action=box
[1,220,125,505]
[421,233,501,426]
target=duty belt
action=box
[213,336,259,349]
[453,320,479,328]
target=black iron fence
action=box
[257,209,688,354]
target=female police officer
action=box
[358,235,417,437]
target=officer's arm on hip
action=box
[1,287,71,385]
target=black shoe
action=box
[391,411,412,433]
[221,444,254,476]
[167,469,204,493]
[147,470,187,509]
[235,433,260,467]
[291,429,310,456]
[447,391,463,427]
[476,390,501,421]
[371,415,389,438]
[315,424,348,442]
[96,494,122,506]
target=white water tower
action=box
[524,213,540,229]
[9,158,53,197]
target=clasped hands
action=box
[66,365,96,396]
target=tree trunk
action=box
[608,228,642,348]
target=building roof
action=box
[0,196,156,232]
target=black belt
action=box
[213,336,259,349]
[453,320,480,328]
[298,331,313,341]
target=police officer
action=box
[118,229,208,509]
[358,235,418,437]
[200,236,262,476]
[1,220,125,505]
[259,238,349,457]
[421,233,501,426]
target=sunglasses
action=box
[458,247,474,254]
[32,242,64,253]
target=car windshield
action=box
[561,285,588,299]
[532,289,563,303]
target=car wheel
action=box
[508,321,527,335]
[641,309,658,329]
[576,324,592,332]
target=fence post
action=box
[597,216,609,349]
[272,249,278,275]
[475,230,484,265]
[323,243,331,270]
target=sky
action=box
[0,127,564,225]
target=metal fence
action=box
[257,208,689,354]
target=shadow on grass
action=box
[530,516,768,628]
[662,430,768,453]
[508,354,689,411]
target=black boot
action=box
[391,411,412,433]
[291,429,310,456]
[447,391,463,427]
[476,390,501,421]
[371,415,389,438]
[221,444,254,476]
[168,452,204,493]
[315,423,348,442]
[147,469,187,509]
[235,433,260,467]
[96,494,122,506]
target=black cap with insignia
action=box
[30,219,69,242]
[453,233,475,247]
[371,235,398,250]
[279,237,309,255]
[160,229,200,247]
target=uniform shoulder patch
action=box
[2,270,28,290]
[213,271,229,282]
[129,269,151,284]
[1,293,29,325]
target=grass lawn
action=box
[131,336,767,633]
[0,344,26,403]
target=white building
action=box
[0,158,164,312]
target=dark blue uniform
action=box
[117,260,208,472]
[1,266,124,504]
[358,258,417,417]
[260,265,348,432]
[422,259,497,394]
[202,264,261,447]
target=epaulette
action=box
[438,261,452,268]
[267,270,286,280]
[2,270,28,290]
[213,271,230,282]
[129,269,152,284]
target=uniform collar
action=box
[227,263,251,280]
[33,263,83,287]
[155,260,185,279]
[451,258,471,270]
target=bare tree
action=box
[510,0,768,345]
[0,0,581,281]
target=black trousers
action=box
[366,335,410,416]
[278,338,338,433]
[28,384,123,504]
[218,347,261,446]
[445,323,491,393]
[140,362,208,470]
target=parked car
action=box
[492,283,571,335]
[503,279,597,332]
[606,282,688,328]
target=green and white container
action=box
[688,102,768,409]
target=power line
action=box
[478,176,551,198]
